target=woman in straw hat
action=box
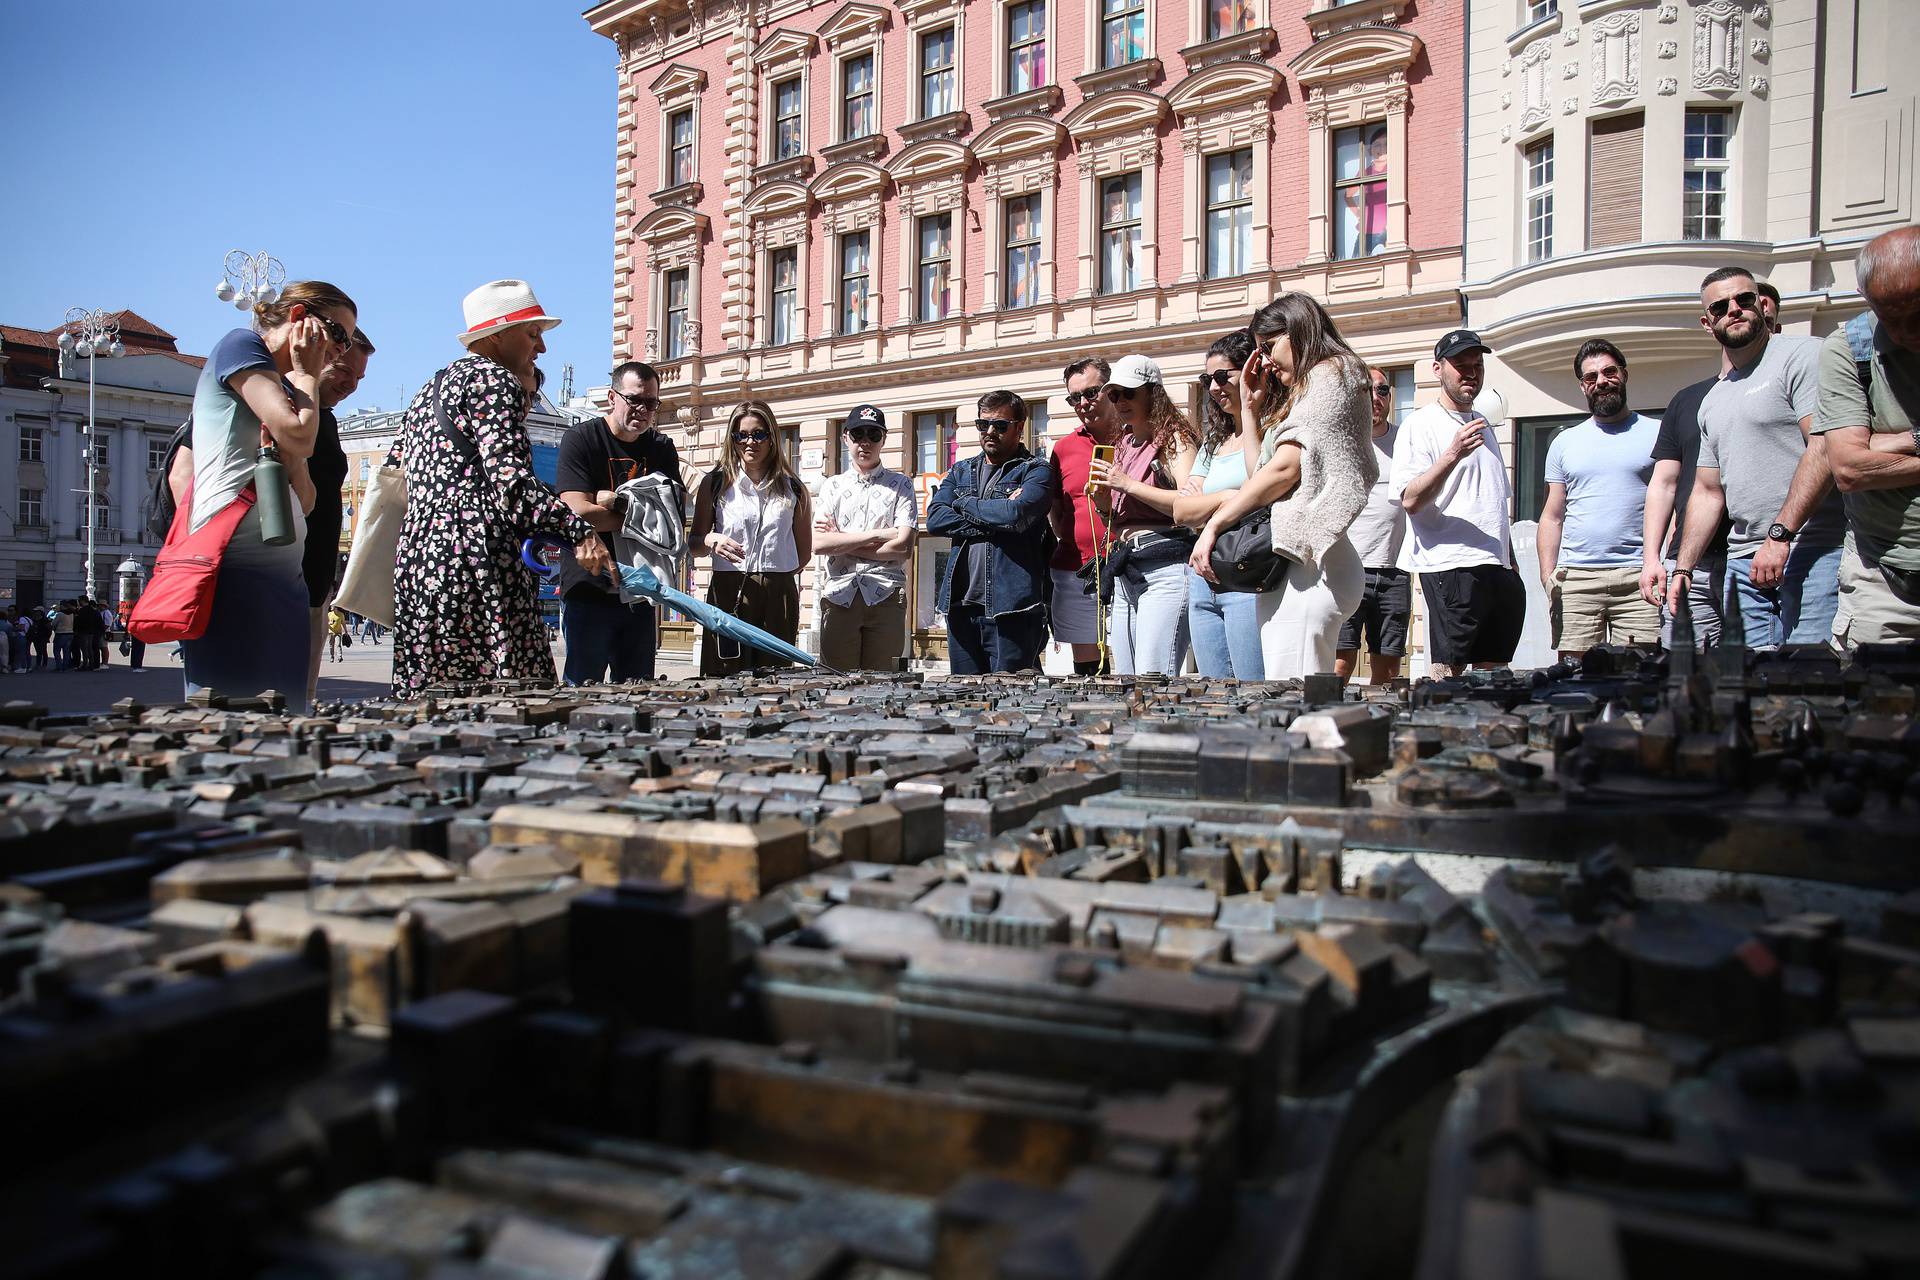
[391,280,611,696]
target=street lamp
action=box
[56,308,125,599]
[215,249,285,311]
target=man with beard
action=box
[1668,267,1844,648]
[1536,339,1662,657]
[1391,330,1525,675]
[1050,357,1120,674]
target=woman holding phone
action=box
[1174,329,1264,679]
[1189,294,1374,679]
[691,400,813,675]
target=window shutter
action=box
[1587,112,1643,249]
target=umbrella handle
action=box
[520,534,571,577]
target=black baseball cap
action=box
[1434,329,1492,362]
[846,404,885,431]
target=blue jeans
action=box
[1726,542,1842,648]
[947,604,1045,674]
[1109,556,1190,676]
[1186,567,1264,679]
[562,591,657,683]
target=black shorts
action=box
[1336,567,1411,657]
[1420,563,1526,667]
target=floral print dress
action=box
[391,354,592,697]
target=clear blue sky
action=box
[0,0,617,413]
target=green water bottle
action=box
[255,443,295,546]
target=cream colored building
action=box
[1463,0,1914,520]
[585,0,1469,665]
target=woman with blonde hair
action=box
[181,279,356,711]
[690,400,813,675]
[1190,293,1375,678]
[1086,354,1202,674]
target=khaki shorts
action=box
[1549,564,1662,652]
[1833,542,1920,647]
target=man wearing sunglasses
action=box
[555,360,682,682]
[1335,366,1410,683]
[928,390,1056,673]
[815,404,918,670]
[1049,357,1121,673]
[1668,268,1843,648]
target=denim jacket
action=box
[927,447,1056,618]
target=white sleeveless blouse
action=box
[714,470,801,573]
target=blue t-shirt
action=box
[1190,441,1251,495]
[1544,412,1660,567]
[189,329,278,530]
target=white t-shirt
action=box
[1347,421,1406,569]
[1389,401,1513,573]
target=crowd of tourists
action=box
[149,224,1920,706]
[0,599,131,673]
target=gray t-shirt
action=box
[1543,412,1659,566]
[1697,334,1844,556]
[1811,318,1920,573]
[1347,422,1405,568]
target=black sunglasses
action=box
[1102,383,1136,402]
[618,391,660,412]
[302,309,350,348]
[734,429,771,444]
[1706,290,1759,321]
[846,426,885,443]
[1199,370,1235,389]
[1370,383,1393,398]
[976,417,1018,435]
[1578,366,1624,387]
[1065,386,1103,408]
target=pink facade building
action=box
[586,0,1465,659]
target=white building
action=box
[1463,0,1915,519]
[0,311,202,610]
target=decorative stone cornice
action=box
[809,159,889,206]
[1179,26,1278,74]
[1290,24,1422,92]
[1304,0,1406,43]
[982,83,1063,124]
[648,63,707,99]
[1167,59,1283,119]
[648,180,705,209]
[817,0,888,47]
[975,114,1067,166]
[752,154,816,184]
[1073,57,1164,100]
[1062,88,1170,143]
[750,26,816,70]
[897,109,971,146]
[887,137,973,186]
[821,133,890,166]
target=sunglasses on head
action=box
[846,426,885,444]
[976,417,1018,435]
[1199,370,1235,389]
[1706,290,1759,321]
[1064,386,1103,408]
[302,309,350,348]
[734,429,771,444]
[618,390,660,412]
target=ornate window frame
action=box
[1187,0,1265,48]
[744,181,812,347]
[975,114,1067,311]
[990,0,1057,100]
[649,64,707,199]
[1168,61,1279,283]
[897,0,971,142]
[820,2,891,161]
[886,139,973,324]
[634,204,708,364]
[1062,89,1169,298]
[752,28,818,178]
[809,160,889,337]
[1289,25,1422,267]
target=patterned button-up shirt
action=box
[816,465,919,607]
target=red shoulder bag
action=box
[128,481,257,643]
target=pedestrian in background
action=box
[183,280,357,710]
[1174,329,1264,680]
[52,603,73,670]
[392,281,607,696]
[1087,354,1200,676]
[690,400,811,676]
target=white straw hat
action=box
[458,279,563,348]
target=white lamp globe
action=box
[75,341,93,359]
[57,331,74,352]
[215,280,238,303]
[109,341,125,357]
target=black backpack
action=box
[147,419,192,541]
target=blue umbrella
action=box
[521,536,827,672]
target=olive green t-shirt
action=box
[1812,322,1920,572]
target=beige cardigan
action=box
[1259,356,1377,568]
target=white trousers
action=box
[1256,535,1364,680]
[1109,556,1190,675]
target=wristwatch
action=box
[1766,522,1797,544]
